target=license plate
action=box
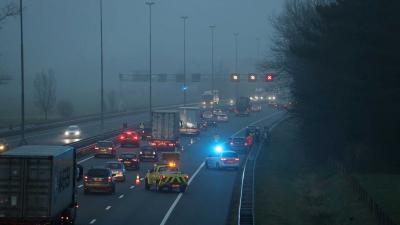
[124,161,131,164]
[94,178,102,181]
[172,184,180,188]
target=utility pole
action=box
[19,0,27,145]
[146,1,155,118]
[181,16,188,106]
[234,32,239,98]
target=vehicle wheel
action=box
[180,186,187,193]
[145,178,150,190]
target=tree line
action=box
[268,0,400,171]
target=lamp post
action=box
[99,0,104,131]
[146,1,154,118]
[19,0,27,145]
[234,32,239,98]
[181,16,188,106]
[209,25,216,106]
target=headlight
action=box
[0,145,4,151]
[64,131,69,136]
[250,97,253,100]
[272,96,276,100]
[202,101,206,105]
[260,97,264,100]
[268,97,272,100]
[75,131,80,136]
[255,96,259,100]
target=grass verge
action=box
[254,118,378,225]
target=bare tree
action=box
[0,2,19,28]
[33,69,57,120]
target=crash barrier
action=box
[0,102,199,138]
[331,159,398,225]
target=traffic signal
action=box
[248,73,257,82]
[265,73,273,82]
[230,73,240,82]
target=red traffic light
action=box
[248,73,257,82]
[265,73,273,82]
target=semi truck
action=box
[0,145,79,225]
[235,97,251,116]
[179,107,200,136]
[149,110,180,151]
[201,90,219,108]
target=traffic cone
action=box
[135,174,140,185]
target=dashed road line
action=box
[78,184,83,188]
[89,219,96,224]
[118,194,124,199]
[105,206,112,210]
[130,185,135,189]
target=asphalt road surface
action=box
[75,106,285,225]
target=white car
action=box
[216,114,229,122]
[64,125,81,138]
[202,111,214,119]
[213,109,224,116]
[205,151,240,170]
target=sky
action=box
[0,0,283,120]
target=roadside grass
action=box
[355,174,400,224]
[254,118,377,225]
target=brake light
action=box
[133,136,138,140]
[117,158,123,162]
[235,158,240,161]
[120,136,126,140]
[184,175,189,181]
[221,158,227,161]
[94,147,99,150]
[108,147,113,150]
[108,176,112,182]
[150,142,156,146]
[126,131,132,135]
[84,176,88,182]
[168,143,175,147]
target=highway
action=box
[74,106,285,225]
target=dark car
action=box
[83,168,116,194]
[94,140,116,158]
[118,130,140,147]
[139,128,152,140]
[228,137,249,152]
[118,153,140,170]
[139,146,158,161]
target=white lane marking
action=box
[159,111,286,225]
[105,206,112,210]
[130,185,135,189]
[118,194,124,199]
[78,184,83,188]
[78,156,94,164]
[89,219,96,224]
[159,161,205,225]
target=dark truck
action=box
[235,97,251,116]
[0,145,79,225]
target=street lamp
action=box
[181,16,188,106]
[19,0,27,145]
[99,0,104,131]
[146,1,154,118]
[234,32,239,98]
[209,25,216,106]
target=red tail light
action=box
[133,136,138,140]
[150,142,156,146]
[84,176,88,182]
[126,131,132,135]
[108,176,112,182]
[117,158,123,162]
[120,136,126,140]
[94,147,99,150]
[168,143,175,147]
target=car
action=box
[94,140,116,158]
[105,161,126,182]
[144,163,189,192]
[202,111,213,119]
[228,137,249,152]
[139,128,152,140]
[139,146,158,162]
[213,109,224,116]
[0,139,9,152]
[64,125,81,138]
[118,130,140,147]
[205,151,240,170]
[118,153,140,170]
[216,114,229,122]
[83,168,116,194]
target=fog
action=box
[0,0,283,125]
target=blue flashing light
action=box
[182,86,188,91]
[214,145,223,153]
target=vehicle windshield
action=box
[97,141,112,147]
[159,166,178,172]
[120,154,136,158]
[87,169,109,177]
[233,138,245,142]
[67,126,79,131]
[222,152,238,158]
[106,163,122,169]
